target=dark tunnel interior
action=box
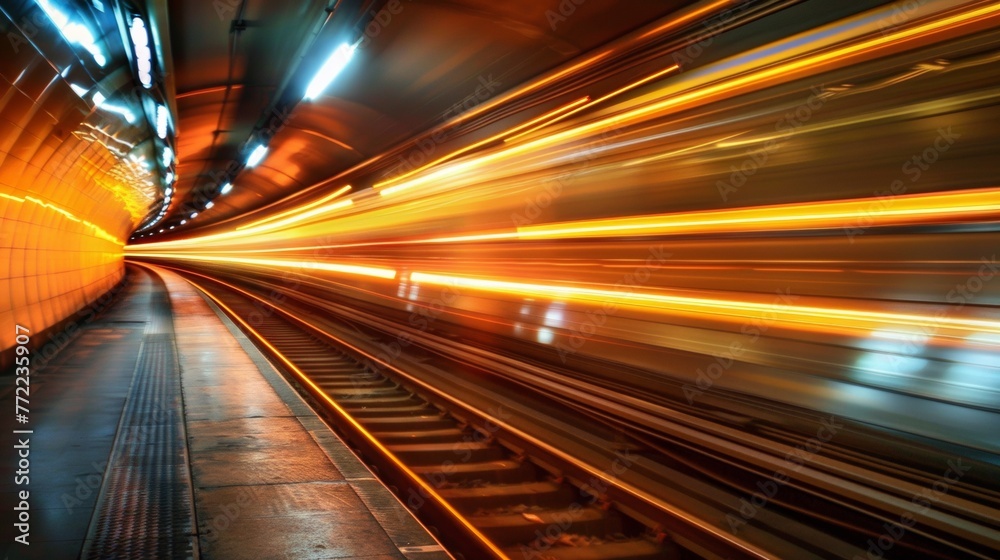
[1,0,999,558]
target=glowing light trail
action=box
[124,253,396,279]
[408,272,1000,338]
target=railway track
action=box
[143,261,1000,560]
[173,269,688,560]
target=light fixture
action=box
[180,219,187,225]
[165,171,174,184]
[220,182,233,194]
[246,144,267,167]
[162,146,173,167]
[304,43,356,101]
[190,212,198,218]
[129,16,153,88]
[165,187,173,196]
[205,201,214,209]
[156,105,169,139]
[36,0,106,66]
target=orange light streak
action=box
[636,0,737,41]
[408,272,1000,338]
[515,188,1000,240]
[378,62,683,198]
[373,0,1000,202]
[624,132,744,166]
[238,185,352,230]
[125,253,396,280]
[532,63,682,133]
[376,97,591,191]
[368,188,1000,246]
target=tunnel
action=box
[1,0,999,558]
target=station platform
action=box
[0,264,450,560]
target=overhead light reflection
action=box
[92,91,136,123]
[36,0,106,66]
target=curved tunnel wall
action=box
[0,9,145,359]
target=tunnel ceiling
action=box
[146,0,689,238]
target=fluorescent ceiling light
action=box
[220,182,233,194]
[130,17,153,88]
[156,105,169,139]
[304,43,355,101]
[246,144,267,167]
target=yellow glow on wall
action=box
[1,57,147,355]
[0,193,124,245]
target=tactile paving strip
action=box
[81,287,197,559]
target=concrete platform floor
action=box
[0,264,450,560]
